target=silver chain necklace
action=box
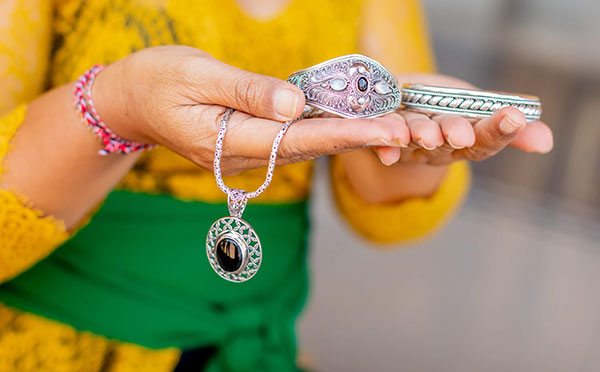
[205,108,300,282]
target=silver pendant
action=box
[206,216,262,283]
[206,189,261,282]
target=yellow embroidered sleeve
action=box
[331,158,470,244]
[0,304,180,372]
[0,105,69,283]
[0,1,69,283]
[330,0,470,244]
[0,0,52,115]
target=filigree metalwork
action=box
[401,84,542,122]
[206,217,261,283]
[288,54,401,118]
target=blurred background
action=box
[299,0,600,371]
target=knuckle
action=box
[175,48,211,71]
[278,138,301,159]
[186,107,228,169]
[371,120,395,144]
[199,106,227,139]
[235,77,266,113]
[279,137,317,161]
[177,54,199,74]
[172,56,203,85]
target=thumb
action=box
[196,59,305,121]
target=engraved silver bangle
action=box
[287,54,401,119]
[401,84,542,122]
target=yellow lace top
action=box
[0,0,469,370]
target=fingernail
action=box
[391,138,409,148]
[535,140,554,154]
[499,114,523,134]
[377,149,400,165]
[274,89,300,120]
[381,157,395,166]
[446,137,463,150]
[367,138,392,146]
[417,139,437,151]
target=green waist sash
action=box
[0,190,310,371]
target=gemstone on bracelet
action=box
[357,77,369,92]
[329,78,347,91]
[374,81,391,95]
[216,236,244,272]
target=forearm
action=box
[0,78,139,229]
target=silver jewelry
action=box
[287,54,542,123]
[287,54,401,119]
[206,108,299,282]
[401,84,542,122]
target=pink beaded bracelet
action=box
[74,65,155,155]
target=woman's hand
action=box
[95,46,409,175]
[338,74,554,204]
[372,74,553,166]
[3,45,412,228]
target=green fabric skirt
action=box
[0,190,310,371]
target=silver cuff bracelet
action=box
[401,84,542,122]
[287,54,401,119]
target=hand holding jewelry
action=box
[380,74,553,165]
[206,109,301,282]
[206,56,553,282]
[287,56,551,166]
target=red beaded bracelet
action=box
[74,65,155,155]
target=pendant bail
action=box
[227,189,248,218]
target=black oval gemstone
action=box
[216,237,244,272]
[357,77,369,92]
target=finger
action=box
[433,114,476,149]
[458,107,527,160]
[380,112,411,146]
[279,113,410,163]
[226,112,408,162]
[401,111,445,150]
[371,113,409,165]
[373,146,402,165]
[509,121,553,153]
[190,57,306,122]
[315,112,410,147]
[281,115,406,161]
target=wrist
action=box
[338,150,449,203]
[92,61,154,145]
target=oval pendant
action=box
[206,216,262,282]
